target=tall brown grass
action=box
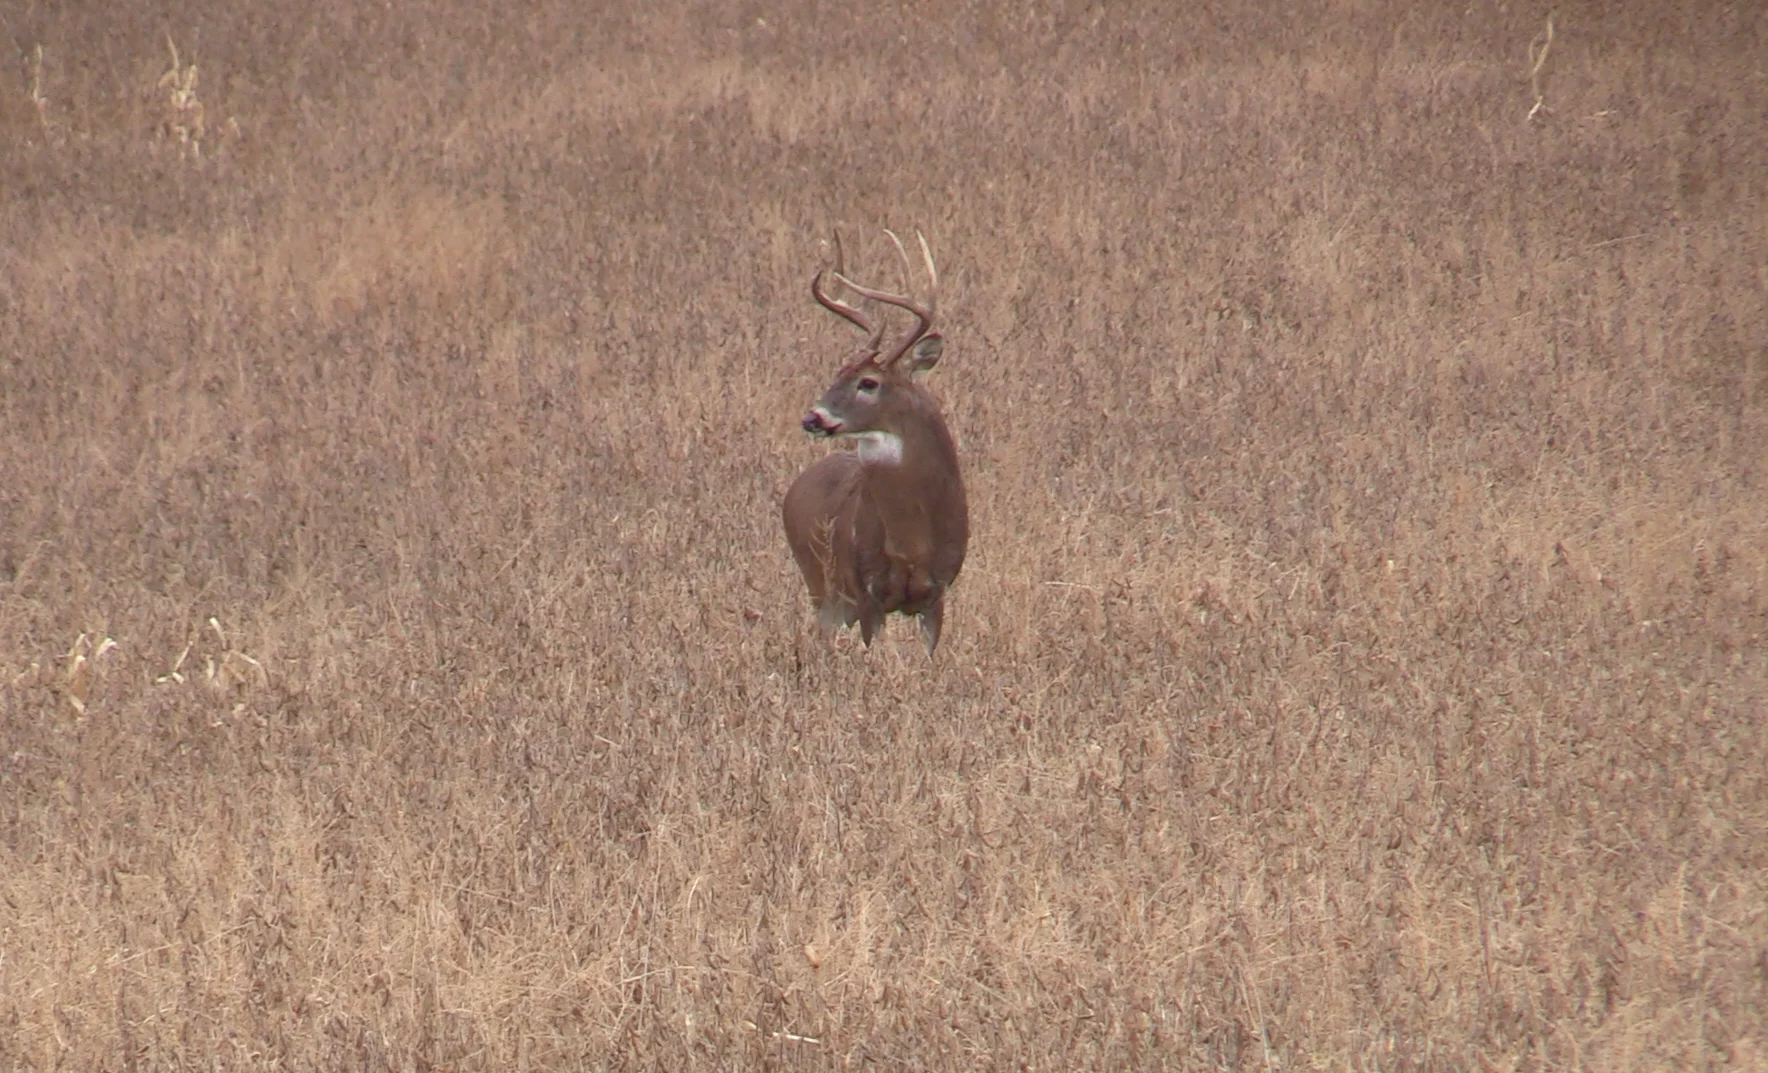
[2,2,1764,1068]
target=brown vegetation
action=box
[2,2,1764,1069]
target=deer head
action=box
[801,231,946,462]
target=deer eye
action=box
[856,377,881,393]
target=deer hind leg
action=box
[918,595,945,656]
[857,596,886,647]
[796,515,858,641]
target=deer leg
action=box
[857,576,885,646]
[918,595,945,656]
[859,598,885,646]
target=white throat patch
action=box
[852,431,904,466]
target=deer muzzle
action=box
[802,408,841,436]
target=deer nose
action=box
[802,409,840,436]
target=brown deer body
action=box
[782,232,968,654]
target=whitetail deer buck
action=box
[783,230,968,654]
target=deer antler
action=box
[833,229,937,368]
[811,231,887,351]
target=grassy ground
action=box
[2,1,1765,1068]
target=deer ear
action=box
[905,333,944,379]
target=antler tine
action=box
[884,229,913,293]
[876,228,933,325]
[881,229,939,323]
[833,228,937,368]
[917,229,938,317]
[811,230,885,347]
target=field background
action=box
[3,1,1765,1068]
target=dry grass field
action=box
[2,1,1766,1068]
